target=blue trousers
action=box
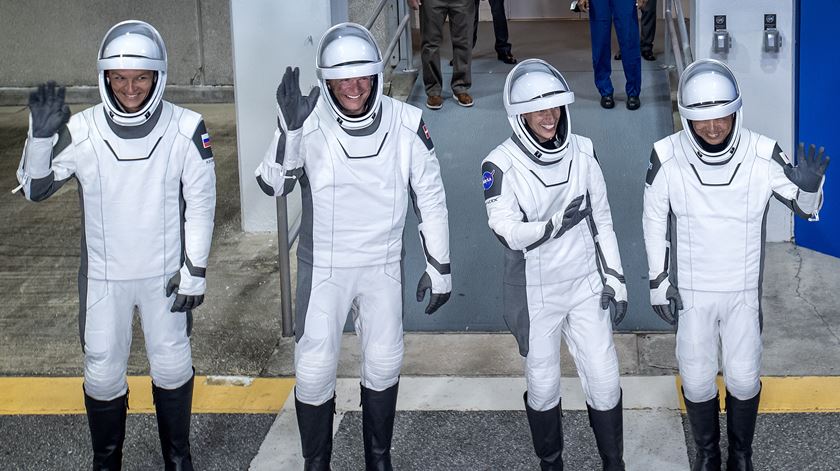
[588,0,641,97]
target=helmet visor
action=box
[504,59,574,117]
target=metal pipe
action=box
[365,0,390,29]
[665,2,685,74]
[276,197,294,338]
[384,13,411,63]
[673,0,693,64]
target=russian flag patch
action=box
[201,133,211,149]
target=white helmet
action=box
[678,59,743,160]
[503,59,575,160]
[97,20,167,126]
[316,23,384,131]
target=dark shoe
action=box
[497,53,517,64]
[448,59,453,66]
[524,392,564,470]
[683,390,722,471]
[361,382,399,471]
[85,389,128,471]
[642,50,656,61]
[614,52,621,61]
[626,96,641,110]
[725,388,760,471]
[426,95,443,110]
[153,375,195,471]
[587,392,625,470]
[296,392,335,471]
[454,92,474,107]
[600,95,615,109]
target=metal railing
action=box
[664,0,693,77]
[276,0,415,337]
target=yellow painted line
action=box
[0,376,295,415]
[675,376,840,413]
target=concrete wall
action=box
[0,0,232,87]
[0,0,396,89]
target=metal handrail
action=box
[277,0,415,337]
[665,0,692,76]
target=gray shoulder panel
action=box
[190,120,214,160]
[646,149,663,185]
[482,160,504,201]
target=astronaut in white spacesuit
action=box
[481,59,628,471]
[643,59,828,471]
[255,23,451,470]
[16,20,215,470]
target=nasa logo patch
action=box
[482,170,495,190]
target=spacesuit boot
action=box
[361,382,399,471]
[524,392,564,471]
[296,393,335,471]
[586,394,625,471]
[684,391,722,471]
[85,390,128,471]
[152,375,195,471]
[725,389,760,471]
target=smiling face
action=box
[523,107,562,143]
[106,69,154,113]
[327,76,373,116]
[691,114,735,146]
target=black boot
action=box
[295,392,335,471]
[84,389,128,471]
[152,376,194,471]
[361,382,399,471]
[684,390,722,471]
[725,389,760,471]
[524,392,564,470]
[587,394,625,471]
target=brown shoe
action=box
[426,95,443,110]
[454,92,474,107]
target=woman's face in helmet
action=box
[523,107,561,143]
[691,114,735,146]
[107,69,154,113]
[327,76,373,116]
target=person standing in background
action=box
[579,0,646,110]
[473,0,517,64]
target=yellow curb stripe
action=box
[0,376,295,415]
[675,376,840,413]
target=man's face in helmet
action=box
[327,76,373,116]
[691,114,734,146]
[106,69,154,113]
[523,107,561,143]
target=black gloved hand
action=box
[276,67,321,131]
[600,286,628,327]
[551,195,592,239]
[166,272,205,313]
[784,142,830,193]
[28,81,71,138]
[652,285,682,326]
[416,272,451,315]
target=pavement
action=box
[1,20,839,471]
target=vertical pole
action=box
[398,0,416,72]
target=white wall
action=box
[691,0,796,242]
[231,1,348,233]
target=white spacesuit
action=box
[481,59,627,471]
[16,20,215,470]
[255,23,450,470]
[643,59,827,471]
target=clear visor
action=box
[98,21,166,64]
[316,23,384,80]
[678,59,741,121]
[504,59,574,116]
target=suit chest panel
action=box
[507,151,584,222]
